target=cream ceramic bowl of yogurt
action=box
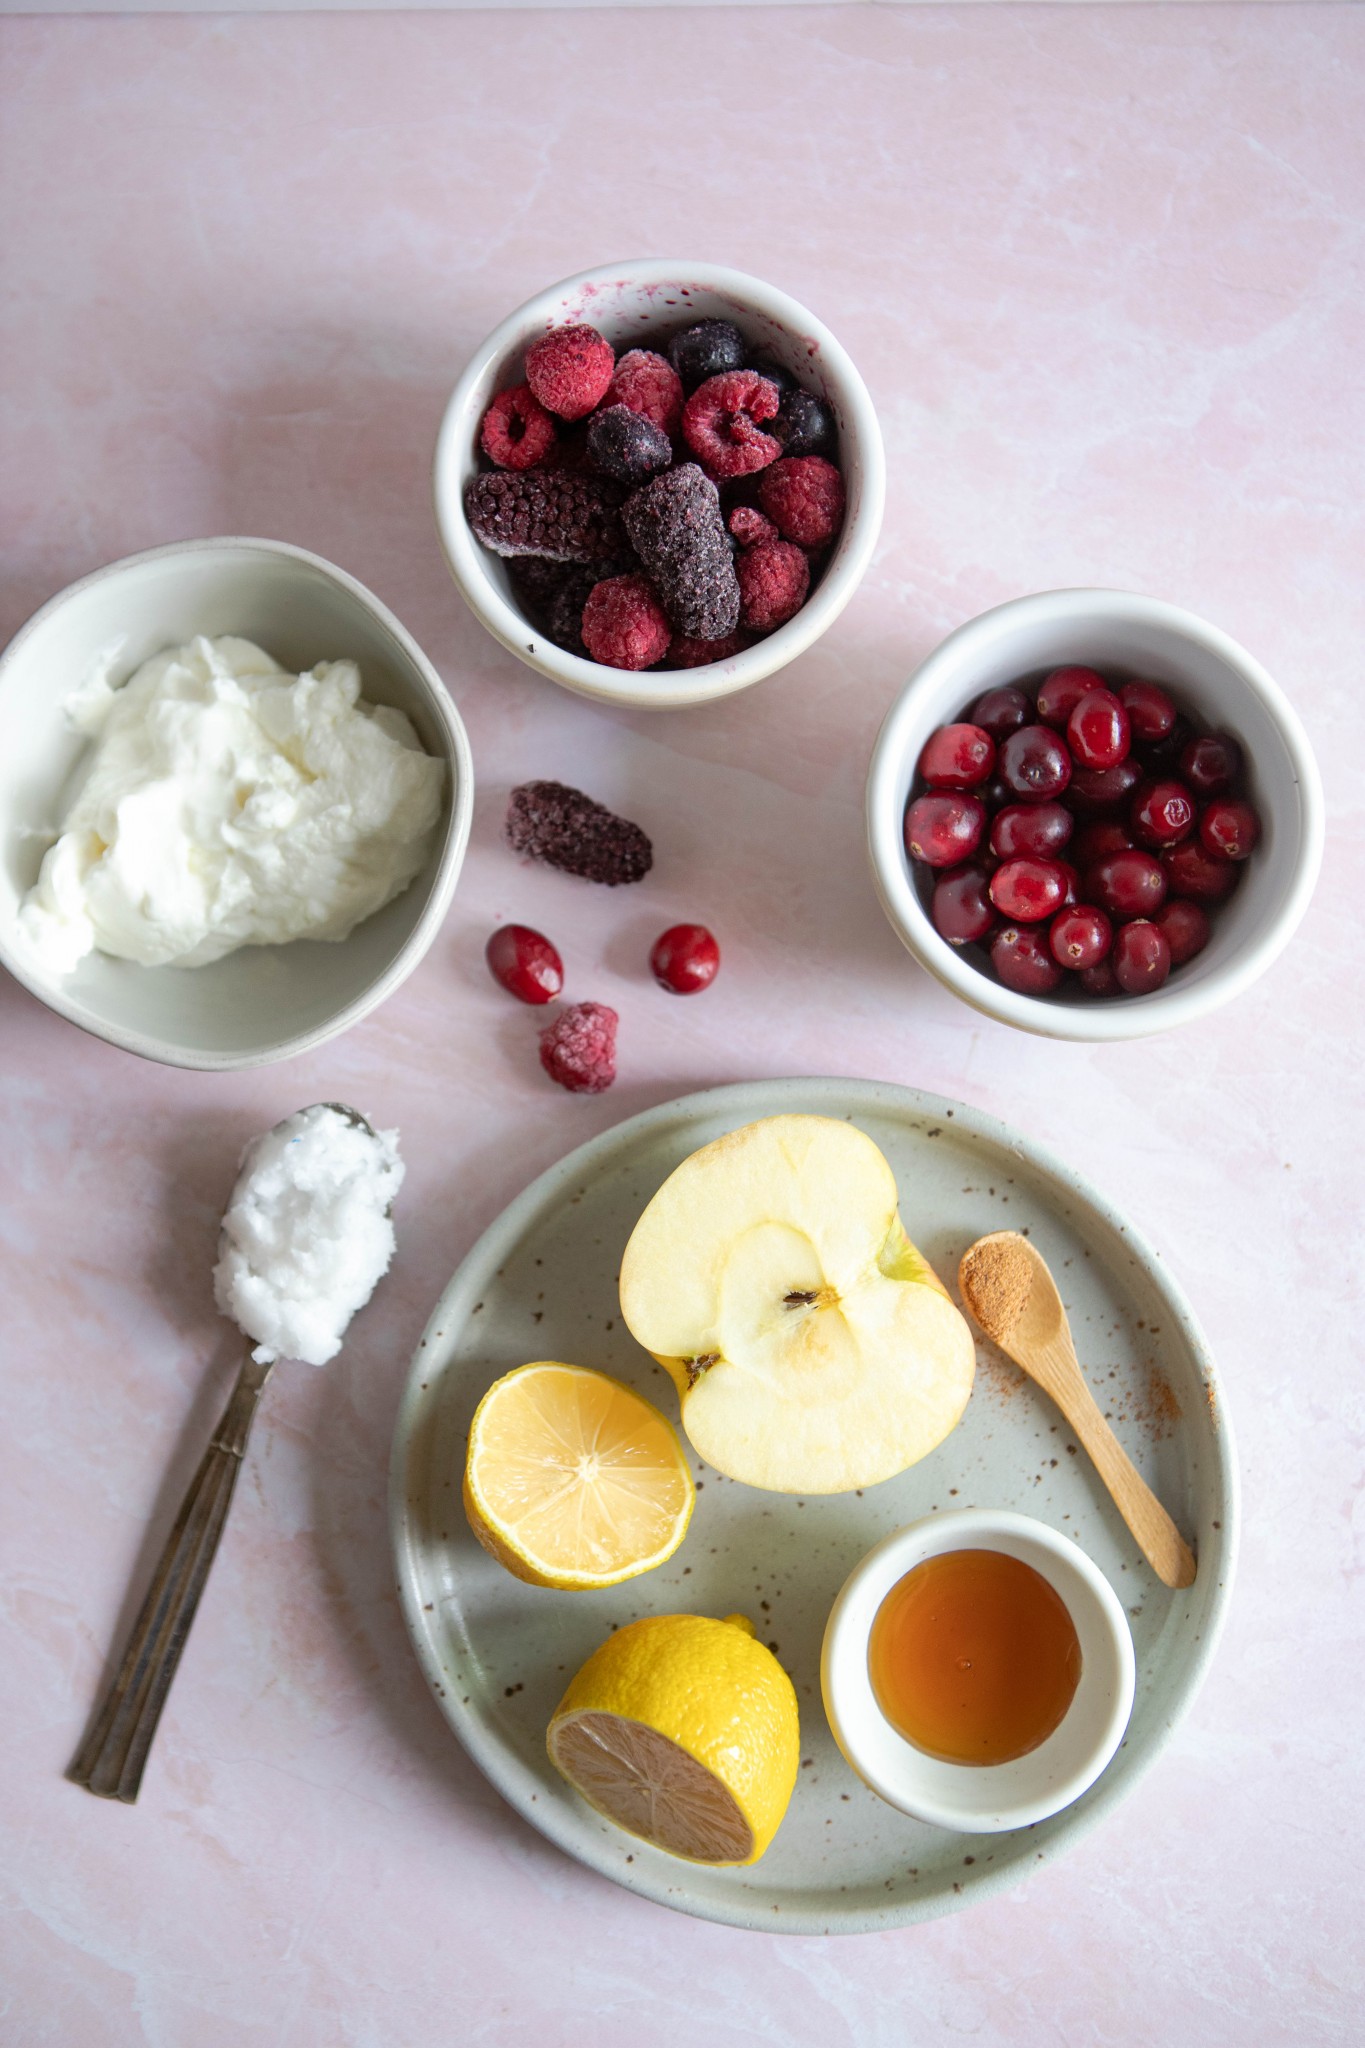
[0,538,473,1069]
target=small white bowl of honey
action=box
[821,1509,1136,1833]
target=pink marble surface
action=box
[2,6,1362,2042]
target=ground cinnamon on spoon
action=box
[959,1236,1034,1342]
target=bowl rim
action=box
[820,1506,1137,1833]
[433,256,886,710]
[0,534,475,1072]
[865,586,1325,1041]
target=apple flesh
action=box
[618,1115,975,1494]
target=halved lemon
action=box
[462,1362,694,1590]
[547,1613,800,1865]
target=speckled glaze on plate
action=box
[390,1079,1237,1934]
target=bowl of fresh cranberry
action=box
[866,590,1323,1039]
[434,260,884,709]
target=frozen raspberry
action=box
[728,505,777,547]
[465,471,624,562]
[668,319,747,391]
[666,631,748,668]
[682,371,782,480]
[538,1001,618,1094]
[758,456,845,548]
[772,388,835,459]
[525,323,615,421]
[622,464,741,640]
[479,384,558,471]
[605,350,684,436]
[586,405,673,487]
[581,574,672,670]
[507,781,653,886]
[737,538,809,632]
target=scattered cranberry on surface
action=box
[990,857,1070,923]
[1049,904,1113,970]
[650,924,720,995]
[919,724,996,791]
[1067,689,1130,772]
[932,865,996,946]
[1200,797,1261,861]
[991,924,1063,995]
[1179,732,1242,797]
[970,686,1032,741]
[538,1001,618,1094]
[1119,679,1178,743]
[1154,898,1211,965]
[904,792,986,867]
[1037,666,1104,729]
[998,725,1072,803]
[486,924,564,1004]
[1113,919,1171,994]
[1131,778,1196,848]
[990,801,1072,859]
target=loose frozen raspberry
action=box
[728,505,777,547]
[465,471,625,561]
[479,384,558,471]
[737,538,810,632]
[622,464,741,640]
[581,574,672,670]
[586,405,673,487]
[666,631,747,668]
[682,371,782,480]
[758,456,846,548]
[668,319,747,391]
[507,781,653,886]
[538,1001,618,1094]
[605,350,684,436]
[772,387,835,459]
[525,323,615,421]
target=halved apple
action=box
[618,1114,975,1495]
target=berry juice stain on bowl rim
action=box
[434,260,886,710]
[821,1509,1136,1835]
[865,589,1324,1042]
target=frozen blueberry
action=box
[772,387,835,459]
[586,404,673,487]
[668,319,747,392]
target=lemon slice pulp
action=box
[463,1362,693,1590]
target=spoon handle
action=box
[69,1346,273,1802]
[1028,1335,1197,1590]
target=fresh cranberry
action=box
[1119,679,1178,743]
[1089,848,1167,920]
[998,725,1072,803]
[1071,818,1133,868]
[1162,838,1238,904]
[989,802,1073,860]
[1068,759,1142,813]
[989,857,1070,923]
[932,865,996,946]
[1140,711,1195,771]
[1079,958,1121,997]
[650,924,720,994]
[1154,898,1211,966]
[1049,903,1113,970]
[904,792,986,868]
[1037,666,1105,729]
[1067,688,1131,771]
[990,924,1063,996]
[1130,778,1196,848]
[918,723,996,791]
[1200,797,1261,861]
[983,776,1013,814]
[486,924,564,1004]
[970,685,1032,741]
[1179,732,1242,797]
[1113,919,1171,994]
[1055,860,1081,906]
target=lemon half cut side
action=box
[463,1361,694,1590]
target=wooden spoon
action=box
[958,1230,1196,1590]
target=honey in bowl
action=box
[868,1548,1082,1766]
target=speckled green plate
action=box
[390,1079,1237,1934]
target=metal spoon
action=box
[70,1104,382,1802]
[958,1229,1196,1591]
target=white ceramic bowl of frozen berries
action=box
[866,589,1324,1041]
[434,259,885,709]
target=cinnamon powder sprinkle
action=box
[959,1236,1034,1342]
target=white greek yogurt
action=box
[213,1104,404,1366]
[18,634,445,975]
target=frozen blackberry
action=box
[622,464,741,641]
[772,388,835,459]
[586,405,673,487]
[465,471,625,562]
[509,555,636,656]
[507,781,653,886]
[668,319,747,392]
